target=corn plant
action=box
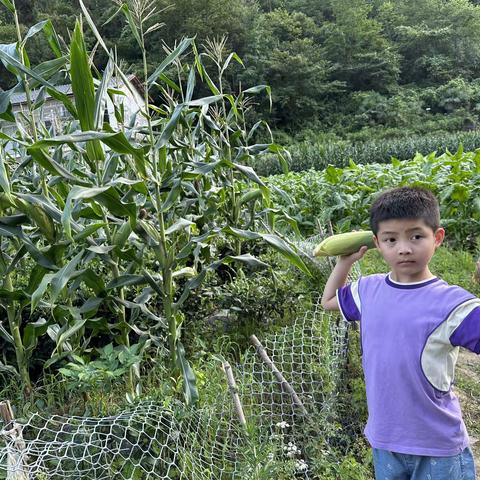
[0,0,309,402]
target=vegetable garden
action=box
[1,1,480,479]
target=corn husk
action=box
[313,230,375,257]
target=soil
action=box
[455,349,480,471]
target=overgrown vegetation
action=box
[255,130,480,175]
[0,0,307,404]
[267,148,480,250]
[3,0,480,139]
[1,1,480,479]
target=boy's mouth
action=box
[398,260,415,265]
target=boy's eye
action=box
[412,234,423,240]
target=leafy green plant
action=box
[268,147,480,250]
[0,0,309,403]
[59,342,145,395]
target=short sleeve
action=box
[336,279,361,322]
[450,304,480,354]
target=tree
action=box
[241,9,343,129]
[320,0,400,92]
[377,0,480,84]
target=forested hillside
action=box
[2,0,480,141]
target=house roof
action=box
[11,84,73,105]
[10,75,141,106]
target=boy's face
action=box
[373,218,445,282]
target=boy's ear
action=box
[373,234,380,249]
[434,227,445,247]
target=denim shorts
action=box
[372,446,476,480]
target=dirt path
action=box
[455,349,480,471]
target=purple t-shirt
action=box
[337,273,480,456]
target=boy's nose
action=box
[398,242,413,254]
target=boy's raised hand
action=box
[339,245,369,264]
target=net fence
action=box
[0,236,362,479]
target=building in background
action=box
[0,74,146,150]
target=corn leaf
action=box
[0,0,14,13]
[147,37,194,86]
[0,154,11,197]
[62,186,110,239]
[0,43,54,86]
[50,251,84,304]
[54,317,87,354]
[94,57,114,129]
[31,273,55,312]
[176,341,198,406]
[70,20,104,166]
[106,275,146,290]
[224,227,311,277]
[120,3,142,48]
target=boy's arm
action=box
[321,246,369,311]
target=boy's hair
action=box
[369,186,440,234]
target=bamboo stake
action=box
[249,335,307,415]
[0,401,29,480]
[222,361,247,427]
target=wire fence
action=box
[0,238,362,479]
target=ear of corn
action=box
[313,230,375,257]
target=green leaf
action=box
[24,20,50,44]
[176,341,198,405]
[31,273,55,312]
[70,20,95,131]
[23,318,49,350]
[106,275,146,290]
[224,227,311,277]
[244,84,272,109]
[31,57,68,85]
[224,254,269,269]
[156,104,185,148]
[187,95,223,107]
[220,52,244,78]
[73,222,107,241]
[76,268,106,296]
[70,20,104,168]
[94,57,114,129]
[0,153,11,197]
[46,87,78,118]
[233,163,265,186]
[0,43,54,87]
[87,245,115,254]
[27,147,85,184]
[147,37,194,85]
[62,186,110,239]
[54,317,87,354]
[185,66,196,103]
[120,3,142,48]
[50,251,84,304]
[42,19,62,58]
[165,218,194,235]
[0,0,14,13]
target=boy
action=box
[321,186,479,480]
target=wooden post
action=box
[222,361,247,427]
[0,401,14,425]
[249,335,307,415]
[0,400,29,480]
